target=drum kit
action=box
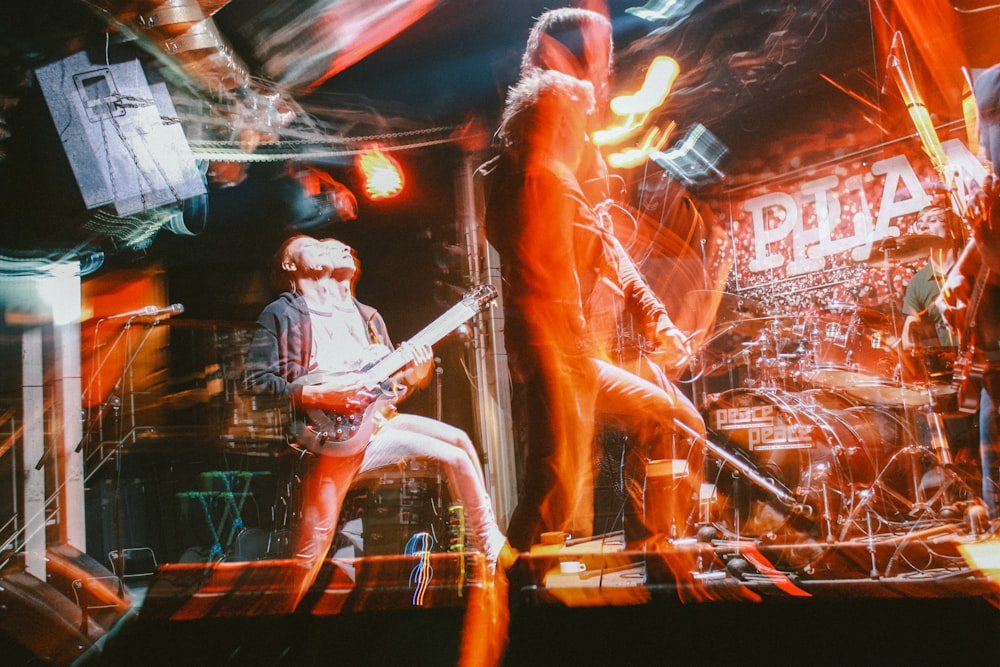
[684,235,987,574]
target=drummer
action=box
[901,205,963,356]
[899,205,974,462]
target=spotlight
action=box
[356,145,404,200]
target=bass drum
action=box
[703,389,920,561]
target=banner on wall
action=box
[712,126,988,312]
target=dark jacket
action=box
[246,290,392,408]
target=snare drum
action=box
[845,380,934,409]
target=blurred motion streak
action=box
[598,56,680,167]
[609,55,679,116]
[89,0,297,147]
[886,31,951,181]
[607,122,675,169]
[958,539,1000,605]
[226,0,440,92]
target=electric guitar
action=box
[292,284,498,456]
[949,256,993,415]
[953,343,989,415]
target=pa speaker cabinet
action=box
[34,50,205,216]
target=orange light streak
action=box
[607,121,675,169]
[887,32,950,179]
[609,55,679,115]
[592,115,646,147]
[819,73,882,113]
[597,55,680,167]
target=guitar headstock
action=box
[463,284,499,313]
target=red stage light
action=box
[356,145,404,200]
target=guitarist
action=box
[246,235,513,602]
[936,63,1000,516]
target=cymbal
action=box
[862,235,949,267]
[818,302,896,326]
[689,290,765,319]
[710,314,793,343]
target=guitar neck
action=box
[364,299,480,383]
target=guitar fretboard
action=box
[364,300,480,383]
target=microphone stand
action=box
[94,315,173,586]
[78,307,181,456]
[76,316,165,460]
[41,314,161,469]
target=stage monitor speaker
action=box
[34,50,206,217]
[0,569,101,665]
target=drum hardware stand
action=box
[687,348,709,412]
[921,406,953,467]
[906,441,934,513]
[729,469,744,566]
[865,507,879,579]
[836,440,944,546]
[673,418,799,509]
[820,480,836,543]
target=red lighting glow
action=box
[357,145,404,200]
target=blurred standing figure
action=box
[481,8,704,552]
[937,63,1000,515]
[516,7,615,203]
[899,206,975,468]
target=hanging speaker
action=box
[34,50,206,217]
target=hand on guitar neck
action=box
[397,341,434,388]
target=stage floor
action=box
[89,521,1000,665]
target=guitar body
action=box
[290,284,497,456]
[298,393,397,457]
[953,346,988,415]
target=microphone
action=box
[103,303,185,321]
